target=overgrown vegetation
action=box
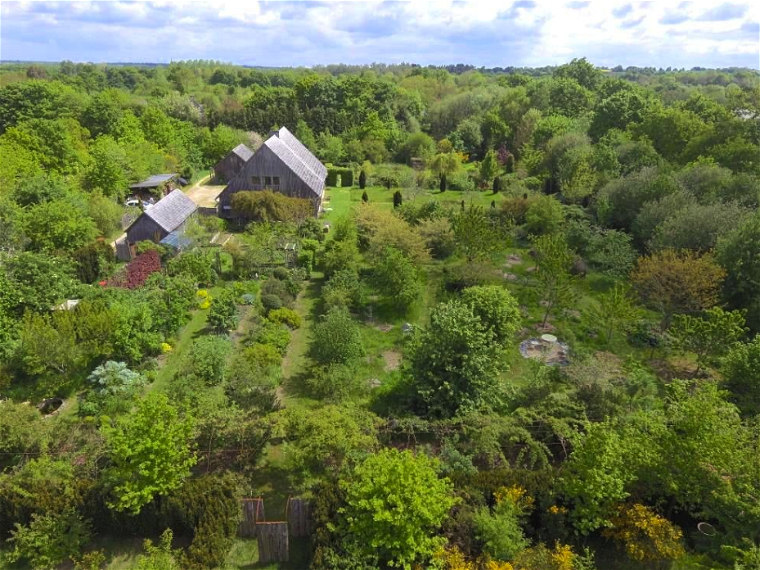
[1,57,759,570]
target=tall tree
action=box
[407,300,507,417]
[101,393,196,514]
[533,234,578,327]
[631,249,726,328]
[669,307,747,376]
[452,204,500,261]
[339,449,456,568]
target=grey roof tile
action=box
[130,173,178,189]
[231,143,254,162]
[144,189,197,232]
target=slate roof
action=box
[143,189,197,232]
[275,127,328,179]
[130,173,179,189]
[231,143,254,162]
[264,127,326,197]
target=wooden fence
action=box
[237,497,311,563]
[286,497,311,537]
[256,522,290,563]
[238,498,265,537]
[114,236,133,261]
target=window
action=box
[273,176,280,186]
[264,176,273,186]
[251,176,261,185]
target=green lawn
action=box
[321,184,507,224]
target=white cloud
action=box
[0,0,756,68]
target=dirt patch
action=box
[503,272,518,281]
[185,184,225,208]
[382,351,402,371]
[534,322,557,333]
[376,323,394,333]
[504,254,523,267]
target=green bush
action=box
[261,294,283,313]
[297,249,314,275]
[183,336,233,386]
[312,307,364,365]
[237,345,279,372]
[272,266,289,280]
[252,320,291,355]
[268,307,302,329]
[208,289,239,333]
[5,508,92,570]
[167,474,241,570]
[306,362,367,400]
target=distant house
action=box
[213,143,254,184]
[117,189,197,260]
[129,173,187,200]
[217,127,327,219]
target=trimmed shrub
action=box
[272,267,289,280]
[261,294,283,313]
[252,321,291,355]
[326,167,354,187]
[268,308,301,329]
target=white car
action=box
[125,198,153,209]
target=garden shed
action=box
[218,126,327,219]
[129,173,187,199]
[119,189,197,259]
[213,143,254,184]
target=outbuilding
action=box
[213,143,254,184]
[129,173,187,200]
[118,189,197,260]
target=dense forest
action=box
[0,58,759,570]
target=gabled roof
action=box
[275,126,327,179]
[264,136,325,198]
[231,143,254,162]
[142,189,197,233]
[130,173,179,189]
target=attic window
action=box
[251,176,261,185]
[265,176,273,186]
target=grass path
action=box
[279,272,324,408]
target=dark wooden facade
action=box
[213,144,253,184]
[218,144,323,218]
[125,214,168,245]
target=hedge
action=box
[326,167,354,187]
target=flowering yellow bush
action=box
[484,561,514,570]
[196,289,212,309]
[494,486,534,512]
[435,547,514,570]
[603,503,684,562]
[550,543,574,570]
[160,342,172,354]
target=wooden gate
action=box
[286,497,311,537]
[238,498,265,537]
[256,522,289,563]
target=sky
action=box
[1,0,758,69]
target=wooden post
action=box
[238,498,265,537]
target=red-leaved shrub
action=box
[108,250,161,289]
